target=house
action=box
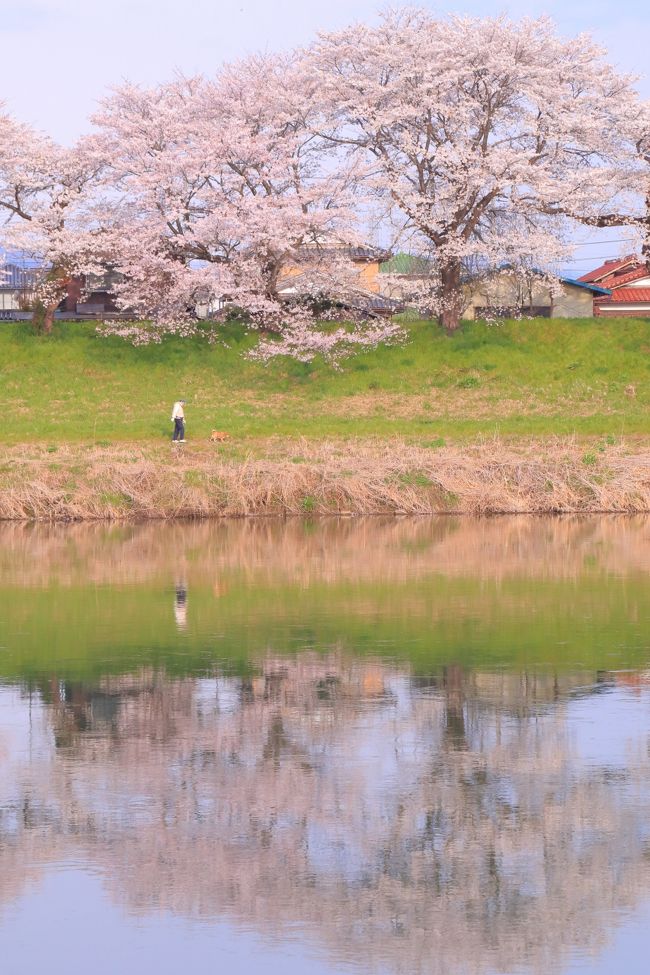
[578,256,650,317]
[277,270,402,316]
[279,242,390,296]
[59,269,124,317]
[378,258,610,318]
[0,262,43,318]
[378,252,432,300]
[1,264,127,321]
[463,272,610,319]
[276,241,401,315]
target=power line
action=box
[561,255,639,262]
[570,238,635,247]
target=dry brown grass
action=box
[0,437,648,521]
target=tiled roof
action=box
[578,255,640,284]
[600,266,650,289]
[295,244,390,263]
[346,245,390,262]
[598,287,650,303]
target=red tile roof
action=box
[578,255,640,284]
[600,266,650,289]
[598,287,650,303]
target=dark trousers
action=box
[173,417,185,441]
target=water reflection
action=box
[1,514,649,588]
[1,515,649,974]
[2,656,650,974]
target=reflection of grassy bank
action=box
[1,437,649,519]
[1,517,648,682]
[1,572,649,682]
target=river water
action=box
[1,516,649,975]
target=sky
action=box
[1,0,648,271]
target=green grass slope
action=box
[0,317,648,443]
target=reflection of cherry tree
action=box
[0,685,60,910]
[2,658,650,975]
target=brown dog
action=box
[210,430,230,442]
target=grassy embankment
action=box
[0,317,648,518]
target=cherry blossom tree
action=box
[0,106,103,333]
[88,57,402,358]
[308,9,648,331]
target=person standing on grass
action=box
[171,399,186,442]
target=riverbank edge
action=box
[1,438,649,521]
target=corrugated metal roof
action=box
[0,262,44,291]
[380,253,432,275]
[560,277,611,295]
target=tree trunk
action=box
[32,266,69,334]
[32,298,59,334]
[42,300,58,334]
[438,260,464,334]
